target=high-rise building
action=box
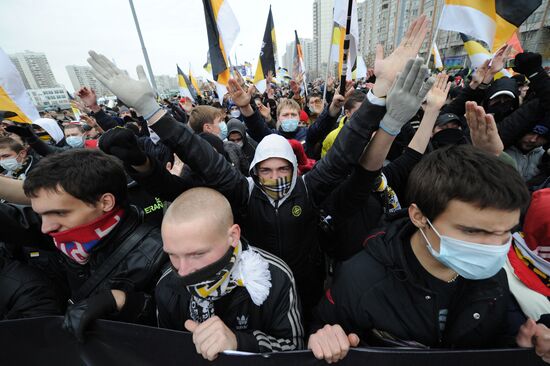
[9,51,58,89]
[66,65,112,98]
[281,38,315,80]
[312,0,335,79]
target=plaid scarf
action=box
[374,173,401,214]
[259,175,292,201]
[49,208,124,265]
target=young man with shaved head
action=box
[155,187,304,361]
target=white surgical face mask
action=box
[230,110,241,118]
[66,135,84,148]
[0,157,22,172]
[419,218,511,280]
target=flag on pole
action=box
[460,33,511,79]
[438,0,541,51]
[203,52,213,76]
[254,6,277,93]
[189,67,203,98]
[0,48,40,123]
[177,65,196,102]
[351,56,367,80]
[330,0,359,79]
[202,0,240,98]
[292,30,306,84]
[432,42,444,71]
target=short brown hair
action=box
[407,145,530,220]
[188,105,222,134]
[277,98,301,119]
[0,137,24,153]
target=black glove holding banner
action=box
[5,124,36,140]
[98,126,147,166]
[513,52,544,78]
[63,290,117,343]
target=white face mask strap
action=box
[425,218,443,238]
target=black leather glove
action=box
[5,124,36,140]
[63,290,117,343]
[98,126,147,166]
[513,52,543,77]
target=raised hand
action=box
[258,103,272,121]
[373,15,429,97]
[426,72,451,112]
[227,78,251,108]
[87,50,159,118]
[470,59,491,89]
[465,101,504,156]
[76,87,99,112]
[482,45,512,84]
[380,57,435,136]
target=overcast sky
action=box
[0,0,313,91]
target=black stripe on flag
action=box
[202,0,228,81]
[495,0,542,27]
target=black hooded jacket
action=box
[312,218,514,348]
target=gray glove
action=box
[86,50,160,119]
[379,58,435,136]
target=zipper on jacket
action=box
[274,200,283,257]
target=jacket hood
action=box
[249,134,298,205]
[227,118,246,138]
[33,118,64,143]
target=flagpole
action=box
[339,0,354,95]
[128,0,158,93]
[322,7,336,105]
[426,0,444,67]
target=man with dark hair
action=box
[0,149,166,341]
[308,145,550,363]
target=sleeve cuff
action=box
[367,90,386,106]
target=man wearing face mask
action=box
[308,145,550,364]
[234,93,308,145]
[188,105,228,141]
[156,187,303,360]
[0,137,36,180]
[226,118,257,165]
[64,124,89,149]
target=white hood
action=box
[249,134,298,206]
[33,118,64,144]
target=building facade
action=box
[9,51,58,90]
[26,87,70,112]
[313,0,335,79]
[66,65,113,98]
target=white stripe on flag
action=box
[439,5,496,49]
[0,47,40,121]
[216,0,240,55]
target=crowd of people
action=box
[1,15,550,363]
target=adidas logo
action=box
[236,315,248,330]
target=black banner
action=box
[1,317,545,366]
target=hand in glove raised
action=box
[5,124,36,140]
[98,126,147,166]
[379,58,435,136]
[86,50,159,119]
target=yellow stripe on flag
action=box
[492,14,519,52]
[0,86,32,123]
